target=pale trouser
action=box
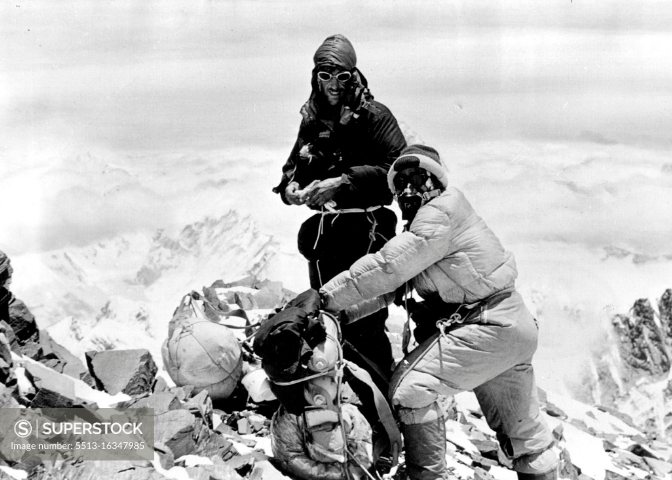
[390,290,556,480]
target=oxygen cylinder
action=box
[307,313,340,372]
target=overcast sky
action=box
[1,0,672,260]
[2,0,671,163]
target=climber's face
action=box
[395,168,433,222]
[316,66,351,106]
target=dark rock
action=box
[30,388,76,408]
[19,341,42,361]
[0,320,19,354]
[192,417,209,453]
[194,430,234,460]
[18,330,88,385]
[612,298,670,377]
[79,370,97,388]
[603,439,618,452]
[154,441,175,470]
[545,401,568,419]
[24,361,85,408]
[0,328,12,384]
[612,448,647,468]
[202,286,232,313]
[225,452,270,476]
[658,289,672,349]
[154,409,198,459]
[85,349,157,395]
[215,422,237,436]
[628,443,660,459]
[0,383,19,407]
[472,453,499,468]
[132,392,181,414]
[185,389,213,427]
[36,330,87,379]
[6,297,39,345]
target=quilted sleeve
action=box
[320,203,452,312]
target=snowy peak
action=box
[584,289,672,443]
[136,211,278,289]
[611,295,671,378]
[12,211,279,364]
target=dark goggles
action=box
[316,71,353,82]
[393,171,429,192]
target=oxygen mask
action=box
[394,168,441,223]
[398,191,424,222]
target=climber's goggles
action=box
[317,71,353,83]
[393,169,430,193]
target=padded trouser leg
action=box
[514,448,558,480]
[517,470,557,480]
[400,417,446,480]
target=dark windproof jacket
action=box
[274,100,407,210]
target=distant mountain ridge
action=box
[582,289,672,443]
[13,211,278,364]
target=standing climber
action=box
[273,34,407,378]
[319,145,559,480]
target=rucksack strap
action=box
[344,360,401,468]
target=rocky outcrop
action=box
[6,296,39,345]
[611,297,670,377]
[4,266,672,480]
[659,289,672,350]
[586,289,672,445]
[85,348,158,395]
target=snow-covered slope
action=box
[11,211,284,365]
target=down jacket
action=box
[274,100,406,210]
[270,403,373,480]
[320,186,518,310]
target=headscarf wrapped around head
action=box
[303,34,374,125]
[313,34,357,71]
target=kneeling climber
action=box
[253,290,401,480]
[318,145,559,480]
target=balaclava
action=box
[388,145,447,223]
